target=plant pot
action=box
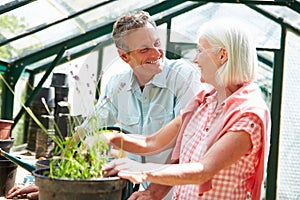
[0,119,14,140]
[33,168,126,200]
[35,129,55,159]
[0,156,17,196]
[51,73,69,87]
[31,87,55,108]
[0,138,15,153]
[35,159,50,169]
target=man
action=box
[79,10,201,197]
[6,11,201,200]
[80,11,201,163]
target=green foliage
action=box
[39,98,111,179]
[0,47,11,60]
[0,15,27,34]
[0,14,42,61]
[47,136,109,179]
[0,15,28,60]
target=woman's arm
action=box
[104,130,252,185]
[144,130,252,185]
[105,116,182,155]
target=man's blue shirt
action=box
[82,58,201,163]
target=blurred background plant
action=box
[0,52,125,179]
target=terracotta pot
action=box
[0,120,14,140]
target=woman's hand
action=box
[5,184,39,199]
[102,158,147,184]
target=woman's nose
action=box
[193,56,198,64]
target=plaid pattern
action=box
[172,93,262,200]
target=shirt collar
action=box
[127,59,168,91]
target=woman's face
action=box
[193,37,223,84]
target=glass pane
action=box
[53,0,106,13]
[6,19,83,60]
[73,0,162,32]
[171,3,281,50]
[0,0,162,62]
[257,4,300,30]
[278,30,300,200]
[0,1,65,41]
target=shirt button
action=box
[250,123,255,128]
[205,128,209,132]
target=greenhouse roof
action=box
[0,0,299,66]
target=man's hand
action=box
[5,184,39,200]
[128,184,172,200]
[83,131,118,149]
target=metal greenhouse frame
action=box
[1,1,300,199]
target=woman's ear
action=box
[118,49,129,63]
[219,48,228,65]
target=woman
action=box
[102,19,271,200]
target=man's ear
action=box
[118,49,129,63]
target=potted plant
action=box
[0,61,127,199]
[32,123,126,200]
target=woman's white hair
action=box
[198,19,258,86]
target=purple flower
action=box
[120,82,126,88]
[73,75,80,81]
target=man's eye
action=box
[154,40,161,47]
[140,48,149,53]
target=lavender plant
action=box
[0,55,126,179]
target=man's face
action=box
[120,23,164,77]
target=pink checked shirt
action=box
[171,83,270,200]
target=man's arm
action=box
[128,184,172,200]
[5,184,39,200]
